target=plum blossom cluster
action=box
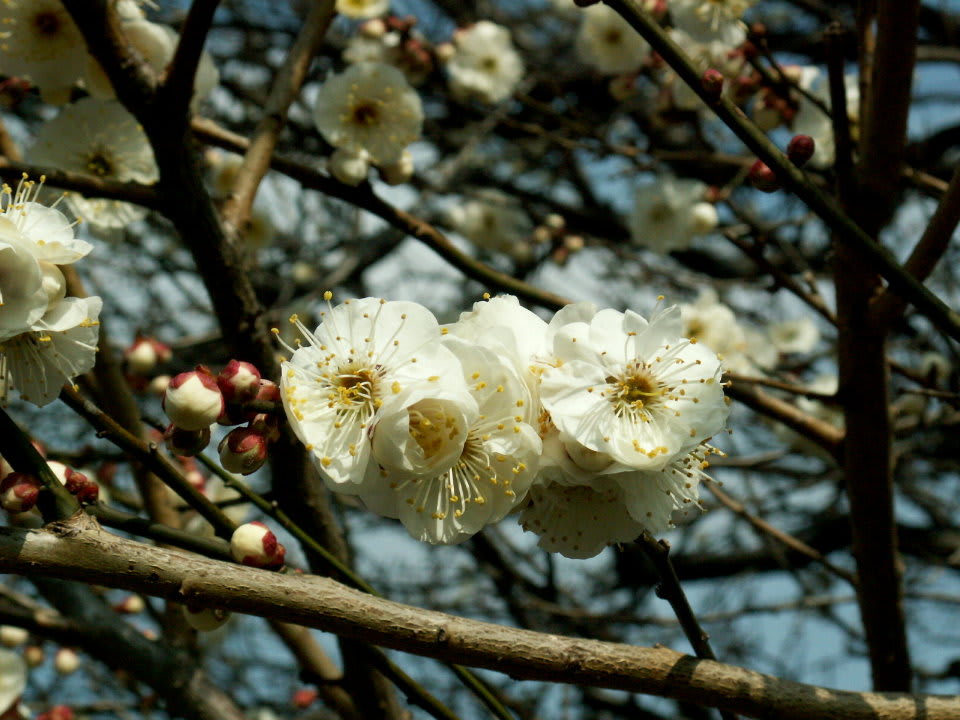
[277,293,730,558]
[0,176,101,408]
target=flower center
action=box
[350,102,381,127]
[647,201,673,224]
[333,365,379,407]
[33,11,61,37]
[86,151,114,178]
[604,29,623,45]
[480,56,499,72]
[606,366,665,415]
[409,404,461,460]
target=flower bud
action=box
[219,428,269,475]
[292,689,318,709]
[0,472,42,514]
[163,366,224,431]
[690,202,719,234]
[434,42,455,63]
[124,336,158,375]
[24,645,44,667]
[37,706,74,720]
[245,379,281,421]
[217,360,262,404]
[0,626,28,647]
[114,595,145,615]
[329,148,370,186]
[360,18,387,38]
[787,134,815,167]
[182,605,230,632]
[148,374,171,396]
[54,648,80,675]
[378,149,414,186]
[179,457,206,491]
[63,468,99,505]
[248,413,282,443]
[230,521,286,569]
[164,423,211,457]
[748,160,781,192]
[701,68,724,103]
[544,213,565,231]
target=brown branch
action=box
[3,515,960,720]
[220,0,336,233]
[161,0,221,124]
[0,158,162,210]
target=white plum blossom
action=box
[336,0,390,19]
[0,0,87,103]
[629,177,718,252]
[769,316,820,354]
[575,4,650,75]
[360,337,541,544]
[669,0,753,46]
[445,190,534,260]
[540,303,728,470]
[680,289,773,373]
[667,28,746,110]
[28,98,159,231]
[446,21,525,104]
[278,295,463,491]
[313,62,423,165]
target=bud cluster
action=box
[0,457,100,515]
[161,361,281,476]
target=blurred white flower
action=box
[0,0,87,103]
[28,98,159,231]
[769,317,819,354]
[446,190,533,260]
[669,0,752,46]
[336,0,389,19]
[313,62,423,165]
[629,177,717,252]
[576,4,649,75]
[446,21,525,104]
[667,28,745,110]
[0,649,26,717]
[791,67,858,169]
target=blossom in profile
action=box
[669,0,753,46]
[540,303,728,471]
[359,337,540,544]
[28,98,159,232]
[313,62,423,165]
[575,4,649,75]
[445,190,534,261]
[629,176,718,252]
[445,21,525,104]
[277,294,462,491]
[0,0,87,103]
[336,0,390,19]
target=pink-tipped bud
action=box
[219,428,269,476]
[163,366,224,431]
[701,68,724,103]
[787,134,815,167]
[748,160,781,192]
[179,457,207,491]
[54,647,80,675]
[0,626,28,647]
[0,472,41,514]
[217,360,262,404]
[292,689,318,709]
[148,374,171,396]
[164,423,211,457]
[63,468,99,504]
[230,521,286,569]
[125,336,159,375]
[37,706,74,720]
[248,413,281,443]
[244,379,281,421]
[114,595,145,614]
[182,605,230,632]
[24,645,44,667]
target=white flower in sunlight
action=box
[680,289,765,374]
[446,21,525,104]
[313,62,423,165]
[575,4,650,75]
[446,190,534,261]
[629,177,717,252]
[0,0,87,104]
[85,20,219,106]
[769,317,820,354]
[540,303,728,471]
[360,338,541,544]
[669,0,752,46]
[336,0,389,19]
[1,296,102,407]
[278,295,463,491]
[28,98,159,231]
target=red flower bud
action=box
[37,706,74,720]
[787,134,816,167]
[230,521,286,569]
[748,160,781,192]
[292,689,318,709]
[163,366,224,431]
[164,423,211,457]
[0,472,42,514]
[219,428,269,475]
[701,68,724,103]
[217,360,262,404]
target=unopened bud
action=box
[248,413,282,443]
[182,605,230,632]
[379,149,414,185]
[360,17,387,38]
[701,68,724,103]
[163,366,224,431]
[787,134,815,167]
[54,647,80,675]
[124,336,166,375]
[748,160,781,192]
[0,472,41,514]
[0,626,28,647]
[148,374,171,396]
[63,469,99,504]
[230,521,286,569]
[217,360,262,404]
[434,42,455,63]
[245,379,281,421]
[292,689,318,709]
[564,235,585,252]
[164,423,211,457]
[114,595,145,615]
[691,202,719,234]
[329,148,370,186]
[219,428,269,475]
[544,213,565,231]
[24,645,44,667]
